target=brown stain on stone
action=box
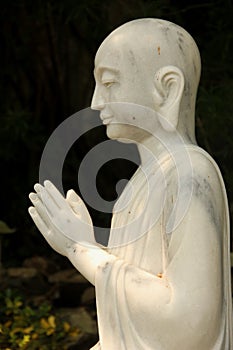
[157,46,161,55]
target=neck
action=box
[137,136,165,168]
[136,128,193,168]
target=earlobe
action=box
[153,66,185,131]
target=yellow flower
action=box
[19,335,30,348]
[23,326,34,334]
[40,316,56,336]
[40,317,49,329]
[32,333,38,339]
[63,321,70,332]
[69,329,80,338]
[15,300,23,308]
[10,327,23,336]
[48,315,56,329]
[46,328,55,336]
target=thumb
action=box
[66,189,81,215]
[66,189,80,203]
[66,190,92,226]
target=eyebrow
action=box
[94,66,120,80]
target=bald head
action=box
[93,19,201,142]
[97,18,200,93]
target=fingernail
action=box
[29,193,37,201]
[34,183,42,192]
[28,207,36,214]
[70,190,80,202]
[44,180,52,188]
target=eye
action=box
[102,81,115,88]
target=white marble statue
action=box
[29,19,232,349]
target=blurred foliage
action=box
[0,289,80,349]
[0,0,232,261]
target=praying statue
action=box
[29,19,232,349]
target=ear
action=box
[153,66,185,132]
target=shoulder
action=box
[187,145,220,174]
[164,145,228,231]
[186,145,226,199]
[164,145,226,194]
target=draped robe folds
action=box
[91,146,232,350]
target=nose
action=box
[91,85,105,111]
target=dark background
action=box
[0,0,233,265]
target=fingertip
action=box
[66,189,74,199]
[44,180,52,188]
[67,189,80,202]
[29,192,37,201]
[34,183,43,192]
[28,206,36,215]
[67,189,75,195]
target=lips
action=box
[100,114,113,125]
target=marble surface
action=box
[29,18,232,349]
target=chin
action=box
[106,124,135,144]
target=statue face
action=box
[91,20,201,144]
[91,38,156,143]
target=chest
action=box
[108,167,168,274]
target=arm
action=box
[112,196,223,349]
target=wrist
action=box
[67,242,116,285]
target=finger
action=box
[39,186,61,216]
[28,206,49,234]
[29,207,64,255]
[34,184,61,215]
[34,183,44,196]
[29,192,40,207]
[33,183,61,219]
[44,180,68,210]
[29,193,54,227]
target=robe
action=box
[91,145,232,349]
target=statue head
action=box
[91,18,201,144]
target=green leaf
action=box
[0,220,16,234]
